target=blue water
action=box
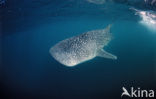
[1,0,156,99]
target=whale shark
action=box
[49,24,117,67]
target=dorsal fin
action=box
[104,24,112,33]
[94,24,113,48]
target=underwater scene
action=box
[0,0,156,99]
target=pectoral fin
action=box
[97,49,117,60]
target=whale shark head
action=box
[50,45,78,67]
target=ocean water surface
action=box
[0,0,156,99]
